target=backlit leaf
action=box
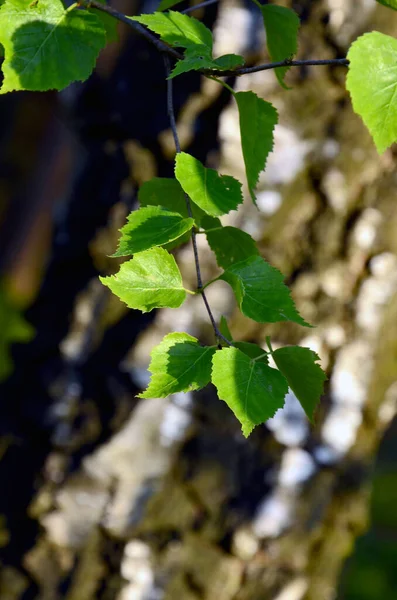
[272,345,326,421]
[211,347,288,436]
[0,0,106,93]
[100,247,186,312]
[131,10,213,52]
[219,256,310,326]
[139,332,215,398]
[175,152,243,217]
[235,91,278,204]
[346,31,397,153]
[261,4,300,87]
[113,206,194,256]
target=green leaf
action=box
[100,247,186,312]
[131,10,213,52]
[0,0,106,93]
[139,332,216,398]
[235,91,278,204]
[346,32,397,153]
[211,347,288,436]
[272,345,326,421]
[0,287,35,382]
[157,0,184,11]
[175,152,243,217]
[219,315,233,341]
[376,0,397,9]
[202,216,259,269]
[219,256,310,326]
[169,48,244,78]
[113,206,194,256]
[234,342,268,364]
[138,177,205,225]
[261,4,300,87]
[90,0,119,42]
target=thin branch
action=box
[183,0,219,14]
[82,1,349,77]
[81,0,183,60]
[164,55,230,348]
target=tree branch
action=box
[83,1,349,77]
[164,56,230,348]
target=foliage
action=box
[2,0,396,434]
[0,287,34,382]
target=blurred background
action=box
[1,0,397,598]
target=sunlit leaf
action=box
[113,206,194,256]
[211,347,288,436]
[0,0,106,93]
[346,31,397,153]
[139,332,215,397]
[100,247,186,312]
[175,152,243,217]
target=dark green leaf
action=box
[139,332,215,398]
[157,0,185,11]
[203,218,259,268]
[100,247,186,312]
[235,91,278,204]
[138,177,205,225]
[211,347,288,436]
[0,0,106,93]
[261,4,300,87]
[113,206,194,256]
[219,315,233,341]
[272,345,326,421]
[219,256,310,326]
[175,152,243,217]
[91,0,119,42]
[234,342,268,364]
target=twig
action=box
[183,0,219,14]
[164,55,230,348]
[81,0,182,60]
[82,1,349,77]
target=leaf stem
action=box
[196,226,223,234]
[164,55,231,348]
[207,76,235,95]
[266,336,274,354]
[251,351,269,363]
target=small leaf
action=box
[175,152,243,217]
[219,315,233,341]
[234,342,268,364]
[131,10,213,52]
[376,0,397,9]
[219,256,310,326]
[0,287,35,382]
[139,332,216,398]
[113,206,194,256]
[158,0,185,11]
[346,32,397,153]
[0,0,106,93]
[272,346,326,421]
[169,48,245,79]
[138,177,205,225]
[261,4,300,87]
[211,347,288,436]
[202,216,259,269]
[235,91,278,204]
[91,0,119,42]
[100,247,186,312]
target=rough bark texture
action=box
[1,1,397,599]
